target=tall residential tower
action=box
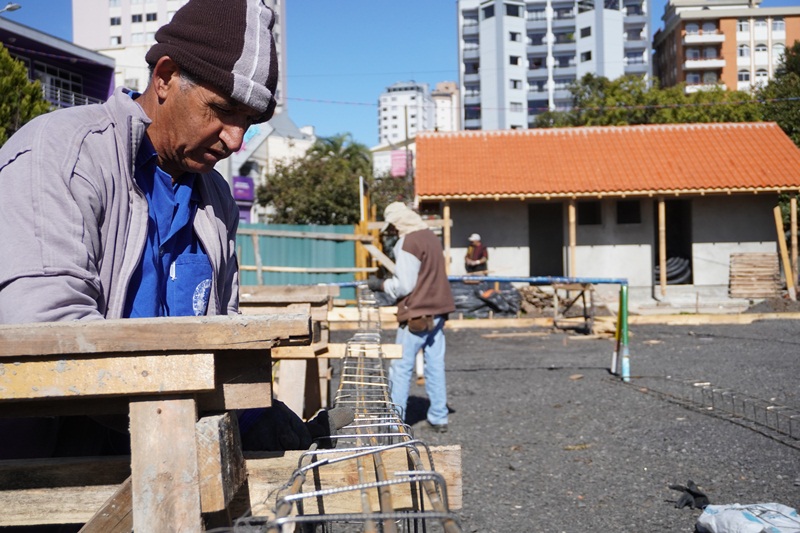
[458,0,651,130]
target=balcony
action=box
[552,18,576,30]
[463,48,479,60]
[684,31,725,45]
[41,83,105,109]
[684,58,725,69]
[464,72,480,84]
[685,83,726,94]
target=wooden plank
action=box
[196,413,248,514]
[130,398,202,532]
[199,350,273,411]
[237,227,374,243]
[363,243,396,274]
[0,352,215,401]
[272,343,402,360]
[240,285,335,304]
[275,359,307,418]
[79,477,133,533]
[774,205,796,300]
[0,314,310,358]
[245,445,462,518]
[240,265,377,274]
[0,484,118,526]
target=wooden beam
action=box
[364,243,396,274]
[0,314,310,358]
[79,477,133,533]
[237,227,374,243]
[0,352,215,401]
[240,285,338,304]
[568,200,576,278]
[658,197,667,298]
[791,196,797,284]
[196,413,248,514]
[272,343,402,359]
[130,398,202,532]
[773,205,796,300]
[443,201,452,275]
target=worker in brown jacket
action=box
[368,202,455,432]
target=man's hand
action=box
[367,276,384,292]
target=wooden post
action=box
[791,196,797,285]
[443,202,451,275]
[251,234,263,286]
[568,200,576,278]
[130,398,203,532]
[658,197,667,298]
[773,205,796,300]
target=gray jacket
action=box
[0,87,240,323]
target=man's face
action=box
[155,76,262,177]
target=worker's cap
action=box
[381,201,409,232]
[145,0,278,122]
[468,233,481,242]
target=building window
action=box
[110,16,121,25]
[754,18,767,29]
[703,72,718,84]
[773,17,785,31]
[737,19,749,32]
[109,0,120,6]
[686,48,700,60]
[510,101,523,112]
[506,4,522,17]
[509,31,521,41]
[510,55,521,65]
[686,72,701,84]
[755,43,767,53]
[131,32,146,43]
[701,22,717,34]
[110,35,121,45]
[580,26,591,38]
[774,43,786,61]
[755,69,769,83]
[146,12,157,22]
[616,200,641,224]
[738,44,750,57]
[482,5,494,19]
[465,106,481,120]
[132,14,143,23]
[738,70,750,82]
[685,22,699,35]
[703,47,717,59]
[510,79,522,89]
[580,51,592,62]
[577,202,602,225]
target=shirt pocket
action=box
[166,253,213,316]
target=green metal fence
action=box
[236,223,360,299]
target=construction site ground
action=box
[332,312,800,532]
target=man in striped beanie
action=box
[0,0,283,458]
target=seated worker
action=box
[465,233,489,274]
[0,0,342,459]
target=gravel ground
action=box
[333,318,800,533]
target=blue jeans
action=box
[390,315,448,425]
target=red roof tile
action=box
[415,123,800,199]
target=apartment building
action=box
[72,0,287,111]
[458,0,651,130]
[377,81,436,145]
[432,81,462,132]
[653,0,800,94]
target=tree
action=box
[534,73,761,128]
[0,44,51,146]
[256,133,373,225]
[759,41,800,147]
[369,171,414,217]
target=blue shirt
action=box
[123,135,212,317]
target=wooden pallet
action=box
[729,252,780,299]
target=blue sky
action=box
[3,0,798,147]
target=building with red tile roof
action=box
[413,123,800,300]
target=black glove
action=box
[669,480,709,509]
[239,400,312,452]
[367,276,384,292]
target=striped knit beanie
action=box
[145,0,278,122]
